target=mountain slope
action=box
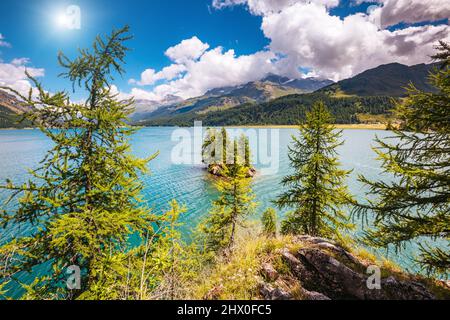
[139,92,395,127]
[321,62,437,97]
[132,76,333,121]
[130,95,183,121]
[262,74,333,91]
[0,90,30,114]
[136,62,436,126]
[0,90,31,128]
[133,81,299,121]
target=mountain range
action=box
[130,75,334,121]
[320,62,438,97]
[137,62,438,126]
[0,62,438,128]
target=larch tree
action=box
[199,139,256,254]
[353,41,450,275]
[261,208,277,238]
[221,127,229,165]
[136,200,202,300]
[275,101,353,239]
[202,128,217,165]
[0,26,158,299]
[239,134,251,168]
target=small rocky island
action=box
[202,127,256,178]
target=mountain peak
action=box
[261,73,291,84]
[321,62,437,97]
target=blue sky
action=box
[0,0,448,101]
[0,0,268,98]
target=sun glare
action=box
[55,13,69,28]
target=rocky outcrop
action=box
[259,236,445,300]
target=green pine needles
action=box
[261,208,277,238]
[354,41,450,275]
[198,139,257,254]
[275,101,353,239]
[0,26,158,299]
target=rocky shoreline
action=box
[258,236,450,300]
[206,163,256,178]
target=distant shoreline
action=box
[0,123,388,131]
[223,124,388,130]
[0,127,36,130]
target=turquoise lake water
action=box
[0,127,428,294]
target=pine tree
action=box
[202,129,253,177]
[136,200,201,300]
[0,26,158,299]
[199,139,256,253]
[261,208,277,237]
[221,127,228,165]
[432,40,450,68]
[240,135,251,168]
[202,127,217,165]
[75,200,202,300]
[353,42,450,275]
[275,101,353,239]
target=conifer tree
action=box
[261,208,277,237]
[275,101,353,239]
[221,127,228,165]
[75,200,202,300]
[239,134,251,168]
[354,42,450,275]
[0,26,158,299]
[136,200,201,300]
[199,139,256,253]
[202,127,217,165]
[154,200,188,300]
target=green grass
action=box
[188,227,450,300]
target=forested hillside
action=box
[0,105,30,128]
[321,63,438,97]
[134,62,437,127]
[138,93,395,126]
[0,91,31,128]
[131,76,332,121]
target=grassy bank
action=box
[189,229,450,300]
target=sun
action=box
[55,13,69,28]
[51,5,81,31]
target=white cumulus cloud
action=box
[261,2,449,80]
[0,58,45,96]
[165,36,210,63]
[120,0,449,102]
[212,0,339,14]
[157,47,276,99]
[125,37,275,101]
[130,63,187,86]
[369,0,450,28]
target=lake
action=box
[0,127,424,283]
